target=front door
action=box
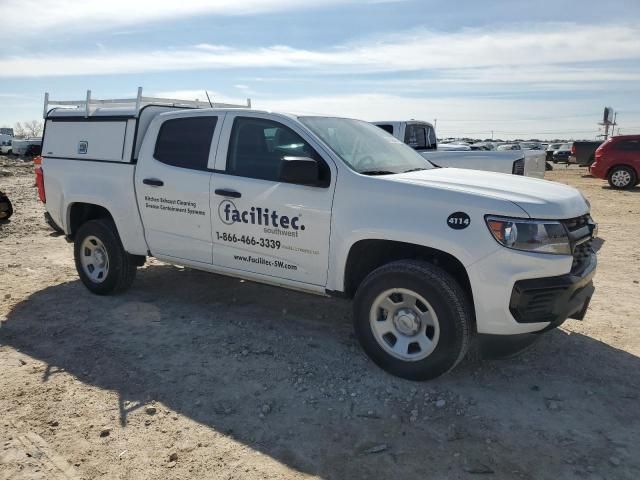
[211,113,336,286]
[135,114,221,263]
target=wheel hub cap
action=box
[613,171,630,186]
[94,248,106,267]
[79,235,109,283]
[393,308,421,336]
[369,288,440,362]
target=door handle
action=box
[215,189,241,198]
[143,178,164,187]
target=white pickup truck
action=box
[39,90,597,380]
[373,121,546,178]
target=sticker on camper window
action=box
[78,141,88,154]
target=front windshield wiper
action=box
[359,170,396,176]
[403,167,426,173]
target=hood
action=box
[389,168,588,219]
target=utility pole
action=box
[433,118,437,130]
[491,130,494,140]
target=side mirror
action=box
[279,156,319,185]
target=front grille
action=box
[571,238,594,273]
[563,214,591,231]
[512,158,525,175]
[561,214,595,274]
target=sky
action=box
[1,0,639,140]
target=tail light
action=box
[571,144,576,154]
[595,147,603,160]
[35,157,46,203]
[512,158,525,175]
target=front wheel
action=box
[608,166,637,189]
[74,219,137,294]
[353,260,472,381]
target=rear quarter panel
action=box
[43,158,148,255]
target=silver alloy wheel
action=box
[369,288,440,361]
[611,169,632,187]
[80,235,109,283]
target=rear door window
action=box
[154,116,218,170]
[616,140,640,151]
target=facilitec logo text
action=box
[219,200,305,231]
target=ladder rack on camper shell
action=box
[43,87,252,118]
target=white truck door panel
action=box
[135,115,221,263]
[211,113,335,286]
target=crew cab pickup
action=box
[39,90,597,380]
[373,120,546,179]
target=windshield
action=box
[299,116,434,174]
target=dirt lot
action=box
[1,158,639,480]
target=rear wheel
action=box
[608,166,637,189]
[353,260,472,381]
[74,219,137,294]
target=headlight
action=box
[485,216,571,255]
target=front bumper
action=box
[467,245,596,335]
[509,254,596,328]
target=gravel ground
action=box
[1,158,639,479]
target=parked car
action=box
[0,134,12,154]
[373,121,544,178]
[496,143,521,151]
[24,143,42,157]
[437,143,471,151]
[590,135,640,189]
[12,138,42,156]
[546,143,563,162]
[39,90,597,381]
[519,142,544,151]
[569,141,603,166]
[552,143,573,163]
[470,142,495,151]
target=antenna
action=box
[205,91,213,108]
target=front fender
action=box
[326,173,516,292]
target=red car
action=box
[590,135,640,189]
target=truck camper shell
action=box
[42,88,251,164]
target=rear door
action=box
[210,113,336,286]
[135,113,223,263]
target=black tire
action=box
[74,219,137,295]
[353,260,472,381]
[0,191,13,221]
[607,166,637,190]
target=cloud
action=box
[0,0,388,39]
[149,89,627,138]
[0,23,638,80]
[254,93,615,139]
